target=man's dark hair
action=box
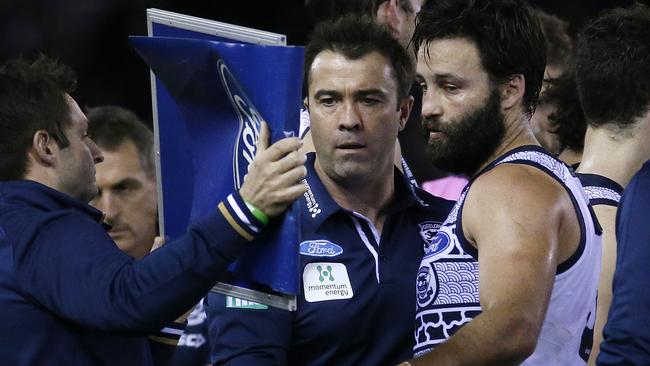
[305,0,416,25]
[535,9,573,71]
[575,3,650,130]
[86,106,155,177]
[0,55,77,181]
[304,15,415,104]
[544,72,586,152]
[413,0,546,117]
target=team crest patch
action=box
[299,240,343,257]
[302,262,353,302]
[419,221,441,245]
[416,265,436,307]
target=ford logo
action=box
[218,59,261,189]
[299,240,344,257]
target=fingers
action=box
[150,236,166,253]
[276,164,308,187]
[263,137,303,162]
[271,149,307,175]
[259,179,308,217]
[237,120,310,218]
[256,120,270,153]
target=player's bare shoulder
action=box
[462,163,575,246]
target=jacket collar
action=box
[0,180,105,224]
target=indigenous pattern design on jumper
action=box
[414,146,601,366]
[577,173,623,207]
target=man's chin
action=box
[108,230,131,243]
[426,150,481,177]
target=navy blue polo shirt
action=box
[205,154,454,366]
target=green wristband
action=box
[243,199,269,226]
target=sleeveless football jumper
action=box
[414,145,602,365]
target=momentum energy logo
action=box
[217,60,262,189]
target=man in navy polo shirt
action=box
[205,16,453,366]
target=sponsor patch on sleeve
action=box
[302,262,353,302]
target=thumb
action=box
[256,120,270,154]
[150,236,166,253]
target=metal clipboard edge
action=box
[211,283,297,311]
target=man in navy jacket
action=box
[0,55,307,365]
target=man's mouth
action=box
[336,142,366,150]
[108,228,128,237]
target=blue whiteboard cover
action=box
[131,36,304,294]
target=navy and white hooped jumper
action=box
[577,173,623,208]
[414,145,602,365]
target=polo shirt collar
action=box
[300,153,422,232]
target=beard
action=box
[422,90,505,177]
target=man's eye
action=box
[361,98,380,106]
[443,84,459,93]
[320,98,336,106]
[419,82,428,94]
[113,184,135,194]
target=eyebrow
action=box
[110,177,143,189]
[313,89,388,99]
[435,73,467,84]
[355,89,387,98]
[313,90,342,100]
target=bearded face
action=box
[422,89,505,177]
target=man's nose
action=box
[421,91,443,119]
[338,101,362,131]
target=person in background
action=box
[598,160,650,365]
[541,71,586,167]
[88,106,158,259]
[571,3,650,363]
[407,0,601,364]
[87,105,210,365]
[530,8,574,156]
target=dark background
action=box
[1,0,643,124]
[1,0,645,182]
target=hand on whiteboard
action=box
[239,121,307,218]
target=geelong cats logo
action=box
[218,60,262,189]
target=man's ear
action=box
[398,95,414,131]
[377,0,402,34]
[501,74,526,111]
[31,130,57,166]
[303,96,309,111]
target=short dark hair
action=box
[575,3,650,130]
[86,106,155,177]
[544,72,586,152]
[0,54,77,181]
[304,15,415,103]
[305,0,416,25]
[413,0,546,117]
[535,9,573,70]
